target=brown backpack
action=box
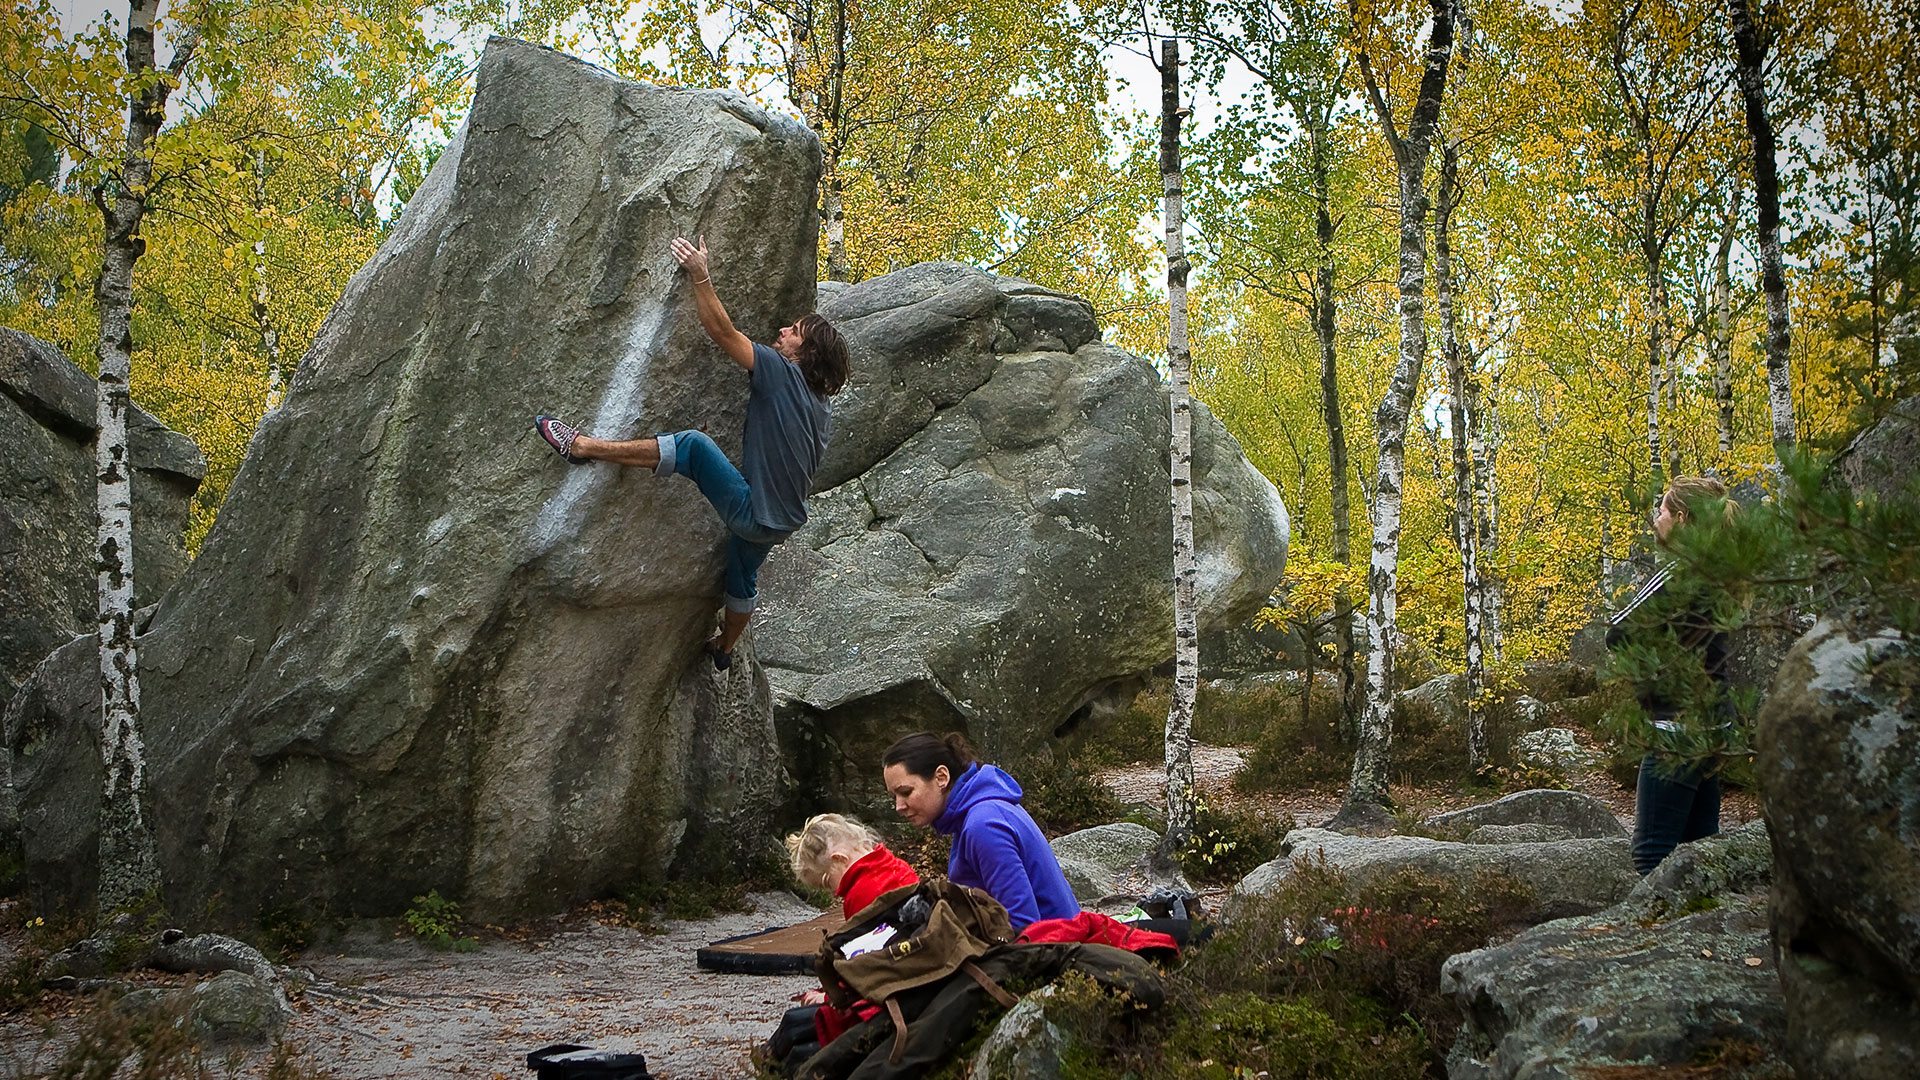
[814,877,1020,1065]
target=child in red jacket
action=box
[785,812,921,918]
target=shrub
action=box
[1075,683,1171,767]
[1193,680,1297,746]
[1233,681,1352,792]
[1183,856,1535,1058]
[1178,801,1293,886]
[1165,992,1428,1080]
[402,890,476,952]
[1022,765,1137,836]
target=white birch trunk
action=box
[1434,143,1486,773]
[1160,36,1197,845]
[1348,0,1457,810]
[253,149,283,410]
[93,1,195,918]
[1472,377,1505,660]
[1728,0,1796,457]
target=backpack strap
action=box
[959,959,1020,1009]
[885,997,909,1065]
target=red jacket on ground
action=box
[1018,911,1180,957]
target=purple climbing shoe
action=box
[705,640,733,672]
[535,415,587,464]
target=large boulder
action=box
[1441,824,1786,1078]
[756,262,1289,776]
[1425,789,1626,840]
[1441,892,1788,1079]
[3,38,820,923]
[1234,827,1636,926]
[0,329,205,711]
[1756,618,1920,1078]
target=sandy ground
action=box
[1,892,822,1079]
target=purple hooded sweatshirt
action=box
[933,763,1081,929]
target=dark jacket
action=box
[1605,561,1731,727]
[933,764,1079,930]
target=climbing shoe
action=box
[535,415,587,464]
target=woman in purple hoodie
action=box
[881,731,1081,930]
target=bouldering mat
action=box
[697,911,841,974]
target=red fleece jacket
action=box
[835,844,921,918]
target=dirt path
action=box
[1092,742,1765,832]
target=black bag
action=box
[526,1043,651,1080]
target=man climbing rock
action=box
[536,236,849,670]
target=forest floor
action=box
[0,743,1762,1079]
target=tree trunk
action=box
[790,0,853,282]
[93,1,195,919]
[1471,372,1505,659]
[1642,224,1668,487]
[1348,0,1457,811]
[1309,120,1359,740]
[1711,189,1741,459]
[1434,141,1486,773]
[1160,36,1198,848]
[1728,0,1796,458]
[253,148,284,410]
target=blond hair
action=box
[1662,476,1739,527]
[784,813,879,891]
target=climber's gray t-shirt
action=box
[743,342,832,532]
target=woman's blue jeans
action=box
[656,430,790,613]
[1631,753,1721,874]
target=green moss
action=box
[1167,992,1427,1080]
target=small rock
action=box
[189,970,292,1047]
[971,987,1070,1080]
[1511,728,1596,778]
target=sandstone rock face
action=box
[1425,789,1626,840]
[0,329,204,711]
[1235,827,1637,926]
[1441,894,1788,1080]
[1463,824,1573,845]
[1757,618,1920,1078]
[757,263,1289,777]
[4,38,819,922]
[1441,824,1786,1079]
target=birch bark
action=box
[1347,0,1457,810]
[1160,36,1198,846]
[94,0,196,918]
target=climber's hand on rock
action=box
[671,235,711,280]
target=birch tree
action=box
[1159,34,1198,848]
[1727,0,1796,457]
[93,0,198,917]
[1432,137,1490,772]
[1177,0,1365,725]
[1344,0,1456,811]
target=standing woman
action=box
[881,732,1080,930]
[1606,476,1740,875]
